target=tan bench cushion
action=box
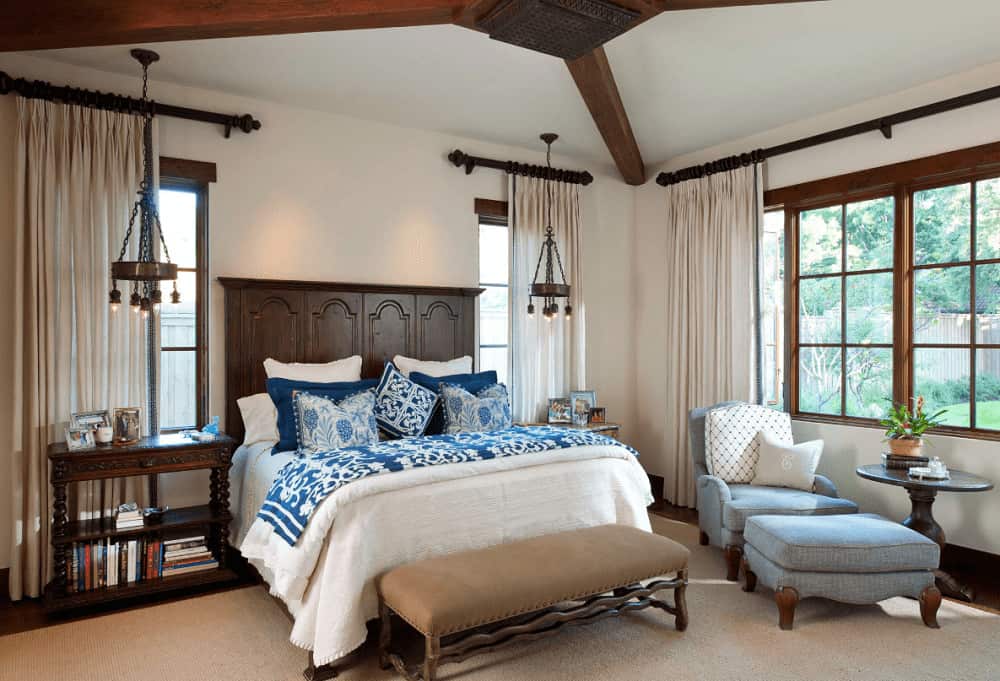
[377,524,689,636]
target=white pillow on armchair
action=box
[752,430,824,492]
[705,403,793,483]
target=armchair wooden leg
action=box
[699,530,709,546]
[742,558,756,593]
[724,545,742,582]
[775,587,799,631]
[920,585,942,629]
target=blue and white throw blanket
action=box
[258,426,636,545]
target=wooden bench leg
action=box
[742,557,757,593]
[920,585,942,629]
[724,545,742,582]
[424,635,440,681]
[775,587,799,631]
[674,569,689,632]
[378,599,393,670]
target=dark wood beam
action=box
[566,47,645,185]
[0,0,465,52]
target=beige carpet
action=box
[3,516,999,681]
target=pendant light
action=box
[109,49,179,314]
[527,133,571,320]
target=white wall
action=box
[633,60,1000,554]
[0,54,635,570]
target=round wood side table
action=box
[856,463,993,602]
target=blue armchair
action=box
[690,402,859,581]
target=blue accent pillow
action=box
[266,377,378,454]
[440,382,512,434]
[293,389,378,455]
[410,370,498,435]
[374,364,439,438]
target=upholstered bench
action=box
[741,513,942,630]
[376,524,690,681]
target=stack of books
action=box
[67,537,163,592]
[115,502,144,530]
[162,536,218,577]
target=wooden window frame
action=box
[158,157,215,432]
[767,141,1000,441]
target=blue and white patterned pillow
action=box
[440,382,512,434]
[293,389,378,455]
[374,364,439,438]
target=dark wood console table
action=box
[856,463,993,602]
[46,433,237,611]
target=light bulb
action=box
[110,302,121,313]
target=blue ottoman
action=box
[742,513,941,630]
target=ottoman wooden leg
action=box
[742,558,757,593]
[724,545,742,582]
[775,587,799,630]
[699,530,710,546]
[920,585,942,629]
[423,635,440,681]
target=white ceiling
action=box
[24,0,1000,172]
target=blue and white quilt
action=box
[258,425,636,545]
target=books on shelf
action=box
[115,502,143,530]
[65,534,217,593]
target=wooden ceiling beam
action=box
[0,0,466,52]
[566,47,645,185]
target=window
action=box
[773,141,1000,439]
[157,166,209,431]
[795,196,895,419]
[761,210,785,409]
[478,213,510,386]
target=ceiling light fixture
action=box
[527,133,571,321]
[109,49,179,313]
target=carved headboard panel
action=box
[220,277,482,443]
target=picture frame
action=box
[570,390,597,426]
[589,407,607,424]
[71,409,110,431]
[112,407,142,445]
[547,397,572,424]
[65,427,96,450]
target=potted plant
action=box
[880,396,946,457]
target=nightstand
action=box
[520,422,621,440]
[46,433,238,611]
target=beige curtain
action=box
[663,165,762,506]
[10,99,151,600]
[510,175,586,422]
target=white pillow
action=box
[237,393,279,446]
[392,355,472,378]
[752,431,823,492]
[705,403,793,483]
[263,356,362,382]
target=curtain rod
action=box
[656,83,1000,187]
[448,149,593,186]
[0,71,261,138]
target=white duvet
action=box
[235,440,653,666]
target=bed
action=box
[219,277,653,679]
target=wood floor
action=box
[2,504,996,637]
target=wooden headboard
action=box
[219,277,483,443]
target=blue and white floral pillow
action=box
[440,382,512,434]
[374,364,439,438]
[293,389,379,455]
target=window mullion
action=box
[895,184,911,406]
[970,181,978,429]
[840,203,847,416]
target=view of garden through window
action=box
[479,220,509,387]
[158,188,200,430]
[795,177,1000,430]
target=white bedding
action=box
[232,439,653,666]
